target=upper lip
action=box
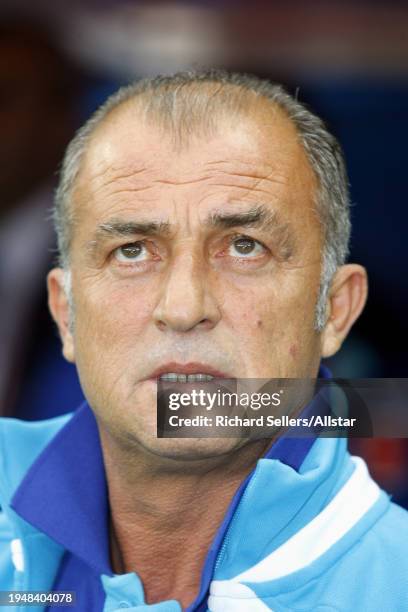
[147,362,231,380]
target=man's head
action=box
[48,70,367,459]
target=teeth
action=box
[188,373,214,382]
[159,373,215,382]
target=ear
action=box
[47,268,75,363]
[321,264,368,358]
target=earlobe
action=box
[47,268,75,363]
[321,264,368,358]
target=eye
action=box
[228,236,266,258]
[113,242,149,262]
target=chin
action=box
[135,435,245,463]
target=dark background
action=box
[0,0,407,504]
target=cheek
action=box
[75,284,156,353]
[223,288,280,354]
[220,279,317,356]
[73,286,158,407]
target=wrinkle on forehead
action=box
[72,104,318,237]
[79,157,297,205]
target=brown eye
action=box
[229,236,266,258]
[114,242,147,262]
[234,237,256,254]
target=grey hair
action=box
[54,69,350,331]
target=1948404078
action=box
[0,591,75,606]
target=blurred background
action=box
[0,0,407,504]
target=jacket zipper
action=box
[213,474,255,574]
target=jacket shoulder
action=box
[0,413,72,504]
[319,499,408,610]
[372,498,408,547]
[0,415,73,591]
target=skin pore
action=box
[48,96,368,607]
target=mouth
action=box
[147,362,231,383]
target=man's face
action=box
[52,102,325,458]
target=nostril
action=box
[198,318,213,329]
[155,320,167,331]
[153,278,221,332]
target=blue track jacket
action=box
[1,412,408,611]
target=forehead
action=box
[74,98,317,222]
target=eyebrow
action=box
[86,205,295,259]
[207,205,295,259]
[93,220,171,238]
[208,205,283,231]
[86,220,171,253]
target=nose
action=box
[153,251,221,333]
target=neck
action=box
[99,427,270,608]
